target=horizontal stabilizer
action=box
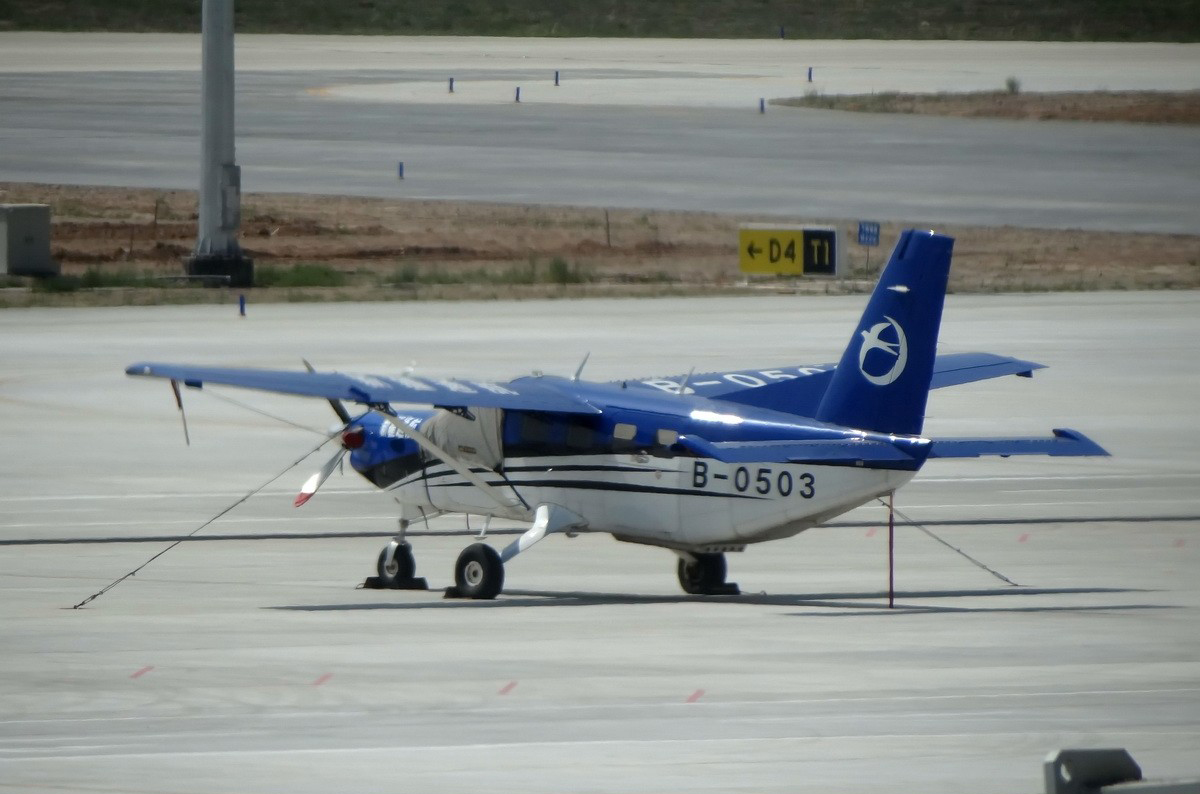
[126,363,599,415]
[928,428,1109,459]
[928,352,1044,389]
[676,434,928,470]
[636,353,1045,416]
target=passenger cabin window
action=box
[566,422,594,451]
[612,422,638,453]
[503,411,608,458]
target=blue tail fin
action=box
[814,229,953,437]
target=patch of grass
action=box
[547,256,587,284]
[255,262,348,288]
[31,274,82,293]
[1005,76,1022,95]
[29,268,158,292]
[382,258,589,287]
[412,266,466,285]
[495,258,540,285]
[79,267,156,288]
[387,264,419,285]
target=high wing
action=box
[125,362,600,414]
[628,352,1044,416]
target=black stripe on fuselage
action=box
[364,462,672,490]
[426,477,768,500]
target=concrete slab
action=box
[0,35,1197,231]
[0,292,1197,792]
[2,34,1197,97]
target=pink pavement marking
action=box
[130,666,153,679]
[498,680,518,695]
[312,673,333,686]
[686,689,705,703]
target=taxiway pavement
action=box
[1,34,1198,231]
[0,293,1197,793]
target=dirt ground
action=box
[775,90,1200,124]
[2,182,1197,307]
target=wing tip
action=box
[1051,427,1111,457]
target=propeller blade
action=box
[294,447,346,507]
[302,359,352,425]
[169,379,190,446]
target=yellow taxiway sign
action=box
[739,225,838,276]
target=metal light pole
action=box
[187,0,252,287]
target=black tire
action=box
[376,543,416,586]
[454,543,505,600]
[677,552,727,595]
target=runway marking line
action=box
[312,673,333,687]
[498,681,517,695]
[686,689,705,703]
[3,687,1198,730]
[11,730,1200,762]
[130,666,153,679]
[1,472,1190,504]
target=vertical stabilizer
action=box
[814,229,953,436]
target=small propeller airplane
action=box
[128,230,1107,599]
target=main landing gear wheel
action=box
[677,552,737,595]
[454,543,505,600]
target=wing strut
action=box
[376,412,527,512]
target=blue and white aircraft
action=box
[128,230,1107,599]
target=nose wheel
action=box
[362,541,428,590]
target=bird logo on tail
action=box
[858,316,908,386]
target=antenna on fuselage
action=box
[679,367,696,397]
[573,352,591,381]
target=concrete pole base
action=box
[186,252,254,288]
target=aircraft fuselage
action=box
[347,388,917,551]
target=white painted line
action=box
[0,515,400,530]
[2,686,1196,727]
[0,488,372,503]
[4,730,1200,762]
